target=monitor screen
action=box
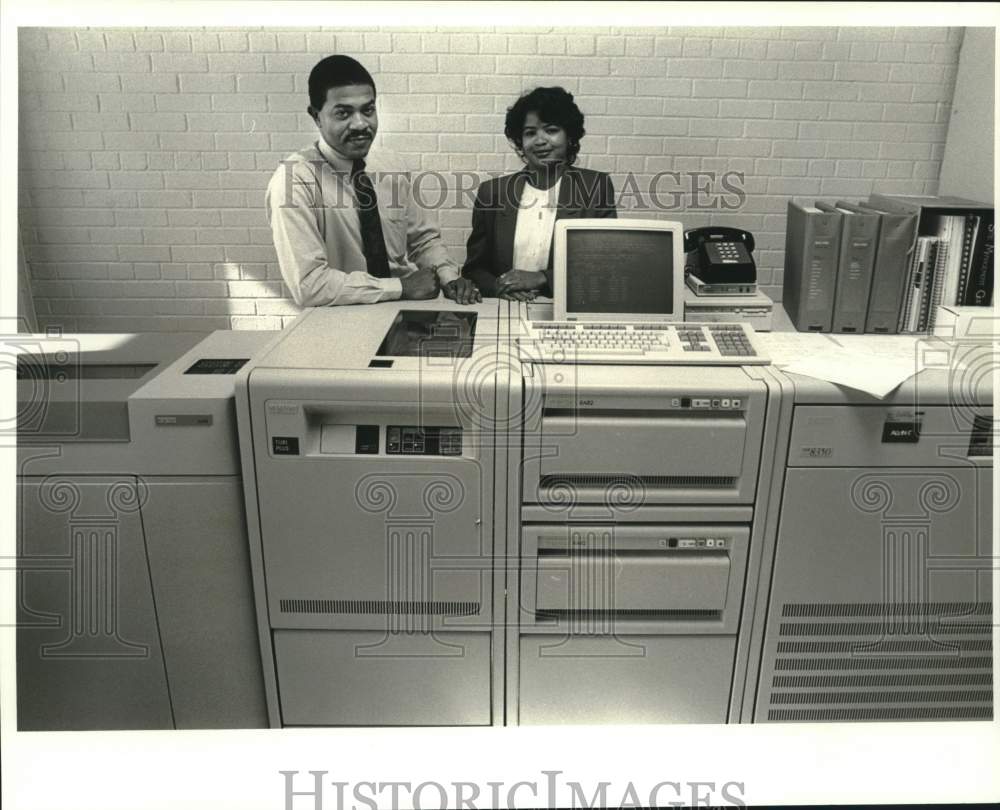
[564,227,676,316]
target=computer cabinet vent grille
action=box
[773,673,992,688]
[536,609,719,620]
[766,600,993,722]
[781,601,992,618]
[771,689,991,705]
[774,656,992,671]
[768,707,992,721]
[279,599,480,616]
[539,474,736,490]
[777,640,992,654]
[779,622,989,636]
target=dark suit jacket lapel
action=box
[555,167,584,222]
[496,171,525,272]
[545,168,584,270]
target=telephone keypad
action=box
[706,242,749,265]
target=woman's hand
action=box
[496,269,546,294]
[498,289,538,302]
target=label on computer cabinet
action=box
[272,436,300,455]
[882,420,921,443]
[800,446,833,459]
[155,414,212,427]
[267,402,300,416]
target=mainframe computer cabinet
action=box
[751,344,993,722]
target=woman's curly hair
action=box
[504,86,586,165]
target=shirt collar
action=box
[316,137,355,173]
[520,175,562,199]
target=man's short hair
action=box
[308,55,376,109]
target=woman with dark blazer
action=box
[458,87,617,302]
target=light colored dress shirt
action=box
[266,139,459,307]
[511,178,563,272]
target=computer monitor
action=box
[552,218,685,322]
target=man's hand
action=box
[443,278,482,305]
[496,269,546,294]
[400,268,440,300]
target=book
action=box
[909,236,938,332]
[783,200,842,332]
[926,239,949,330]
[856,200,919,334]
[900,237,929,333]
[963,211,994,306]
[934,214,964,307]
[916,239,942,332]
[903,237,949,333]
[956,214,979,305]
[820,201,879,333]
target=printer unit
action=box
[236,302,505,726]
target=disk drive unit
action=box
[506,301,784,724]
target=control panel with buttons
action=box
[386,425,463,456]
[669,536,729,549]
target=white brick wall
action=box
[18,26,965,331]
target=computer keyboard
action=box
[516,321,770,365]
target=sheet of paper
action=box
[826,334,946,373]
[831,333,991,378]
[781,348,924,398]
[754,331,839,367]
[761,333,957,398]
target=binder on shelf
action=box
[820,201,879,333]
[856,200,919,334]
[783,200,842,332]
[867,193,994,309]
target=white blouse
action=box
[511,178,563,272]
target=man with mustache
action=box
[266,55,480,306]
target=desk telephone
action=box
[684,227,757,285]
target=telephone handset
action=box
[684,227,757,284]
